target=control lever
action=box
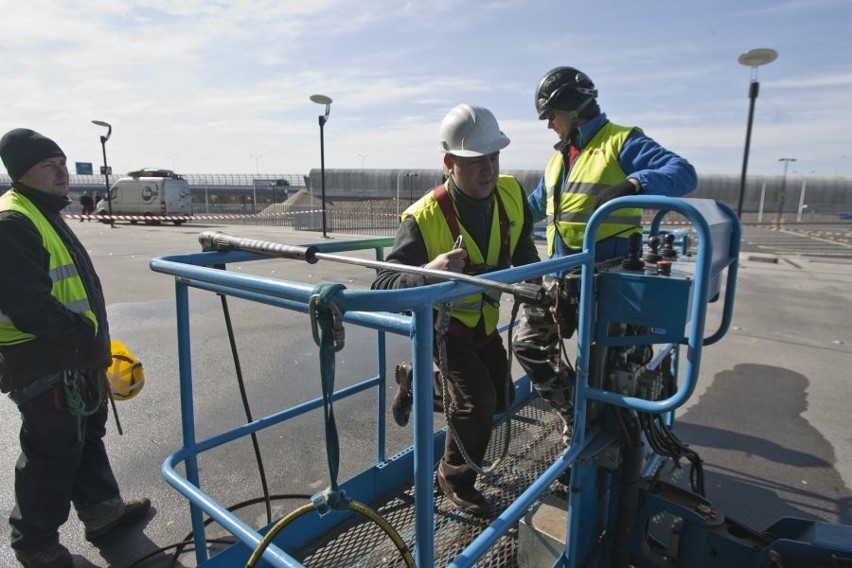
[644,235,663,264]
[621,232,646,272]
[660,233,678,260]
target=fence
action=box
[63,198,852,258]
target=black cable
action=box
[219,292,273,524]
[639,412,705,497]
[653,416,704,496]
[124,537,236,567]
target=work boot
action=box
[85,498,152,541]
[15,542,73,568]
[392,362,413,427]
[436,468,490,517]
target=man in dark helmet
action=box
[512,66,697,449]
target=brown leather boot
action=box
[392,362,413,426]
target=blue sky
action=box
[2,0,851,180]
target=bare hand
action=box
[424,248,467,282]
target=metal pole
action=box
[319,115,327,238]
[775,158,795,229]
[736,80,759,219]
[250,155,261,215]
[197,231,545,303]
[99,137,114,228]
[758,180,767,223]
[796,177,807,222]
[395,171,402,218]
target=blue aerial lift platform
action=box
[149,196,852,567]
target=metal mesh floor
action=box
[297,397,566,567]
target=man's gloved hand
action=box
[593,179,640,210]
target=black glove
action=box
[593,179,640,210]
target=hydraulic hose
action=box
[246,499,415,568]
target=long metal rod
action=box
[198,231,544,303]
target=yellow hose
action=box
[246,499,414,568]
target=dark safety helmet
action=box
[535,66,598,120]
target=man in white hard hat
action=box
[372,104,540,516]
[0,128,151,567]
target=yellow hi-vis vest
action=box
[0,191,98,346]
[545,122,643,254]
[406,176,525,334]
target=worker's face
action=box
[18,157,69,197]
[445,152,500,199]
[544,110,575,145]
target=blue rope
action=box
[310,283,349,516]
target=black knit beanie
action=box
[0,128,66,181]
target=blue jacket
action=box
[528,113,697,261]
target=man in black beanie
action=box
[0,128,151,567]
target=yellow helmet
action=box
[107,339,145,401]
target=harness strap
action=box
[432,184,511,272]
[309,283,351,516]
[7,372,63,407]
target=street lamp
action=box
[736,48,778,219]
[310,94,332,238]
[775,157,796,229]
[91,120,114,228]
[405,172,419,204]
[358,153,368,169]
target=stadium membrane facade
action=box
[1,169,850,219]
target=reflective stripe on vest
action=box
[545,122,643,254]
[0,191,98,345]
[405,176,525,333]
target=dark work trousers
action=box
[9,385,121,554]
[435,332,513,493]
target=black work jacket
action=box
[0,184,111,392]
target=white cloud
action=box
[1,0,850,178]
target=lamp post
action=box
[736,48,778,219]
[395,170,403,218]
[310,94,333,238]
[358,153,368,169]
[91,120,114,228]
[405,172,419,204]
[793,169,815,222]
[250,154,262,214]
[775,157,796,229]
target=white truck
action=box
[96,169,192,225]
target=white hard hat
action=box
[439,104,510,157]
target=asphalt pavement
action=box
[0,219,850,567]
